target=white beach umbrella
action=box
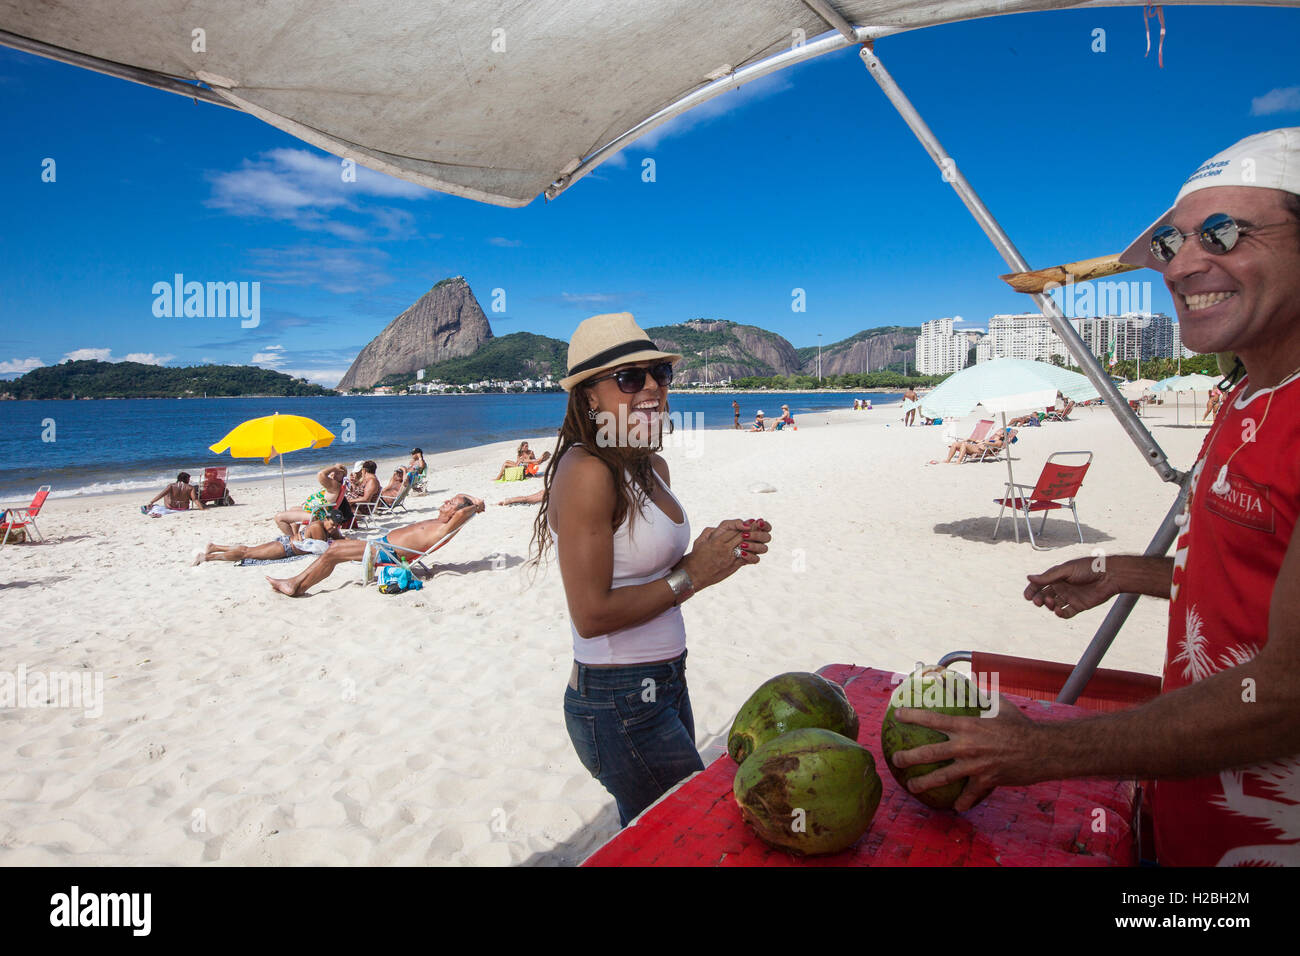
[1151,374,1221,425]
[1118,378,1158,399]
[919,359,1100,491]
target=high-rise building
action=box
[915,318,969,375]
[985,314,1077,363]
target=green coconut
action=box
[728,672,859,765]
[732,727,883,856]
[880,667,986,811]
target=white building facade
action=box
[915,318,970,375]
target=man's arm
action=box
[896,543,1300,809]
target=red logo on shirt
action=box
[1204,471,1276,533]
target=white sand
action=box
[0,403,1208,865]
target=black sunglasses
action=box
[587,361,674,393]
[1150,212,1292,264]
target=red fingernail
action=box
[742,532,750,539]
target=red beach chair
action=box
[992,451,1091,548]
[1,485,51,545]
[199,467,234,506]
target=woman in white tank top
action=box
[530,313,773,826]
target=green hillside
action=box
[0,360,334,400]
[382,332,568,386]
[793,326,921,362]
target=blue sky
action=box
[1,6,1298,386]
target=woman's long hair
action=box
[528,384,669,572]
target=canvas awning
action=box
[2,2,1295,207]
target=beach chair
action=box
[971,427,1017,463]
[199,467,234,506]
[968,419,995,443]
[361,526,467,584]
[1,485,50,545]
[992,451,1092,548]
[371,483,411,519]
[407,466,428,494]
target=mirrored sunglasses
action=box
[1149,212,1291,263]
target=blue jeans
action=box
[564,651,705,827]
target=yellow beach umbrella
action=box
[209,413,335,510]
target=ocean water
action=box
[0,391,898,502]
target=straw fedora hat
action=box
[559,312,682,391]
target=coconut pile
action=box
[727,667,988,856]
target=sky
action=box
[1,6,1298,387]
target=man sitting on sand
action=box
[142,473,204,516]
[196,508,344,565]
[749,410,767,431]
[267,494,485,597]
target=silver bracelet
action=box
[664,567,695,605]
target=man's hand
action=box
[890,702,1044,812]
[1024,557,1118,620]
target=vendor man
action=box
[893,128,1300,866]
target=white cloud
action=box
[252,345,287,368]
[59,349,176,366]
[0,356,43,374]
[633,73,794,149]
[560,292,620,306]
[488,236,523,248]
[245,245,394,295]
[284,368,348,388]
[207,148,430,240]
[1251,87,1300,116]
[62,348,113,362]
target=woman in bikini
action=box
[532,312,773,826]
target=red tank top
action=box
[1158,373,1300,866]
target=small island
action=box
[0,360,335,400]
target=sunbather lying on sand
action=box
[196,509,344,565]
[498,489,544,506]
[267,494,484,597]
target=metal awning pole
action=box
[1056,486,1187,704]
[857,45,1181,486]
[0,29,236,110]
[857,43,1191,696]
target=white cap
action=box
[353,460,366,472]
[756,410,764,415]
[1120,127,1300,267]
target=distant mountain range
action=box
[345,278,920,389]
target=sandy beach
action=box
[0,401,1209,866]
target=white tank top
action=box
[550,454,691,665]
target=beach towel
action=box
[236,553,311,567]
[496,465,526,482]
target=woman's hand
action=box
[1024,557,1118,619]
[679,519,771,590]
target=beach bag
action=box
[0,524,26,544]
[378,563,422,594]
